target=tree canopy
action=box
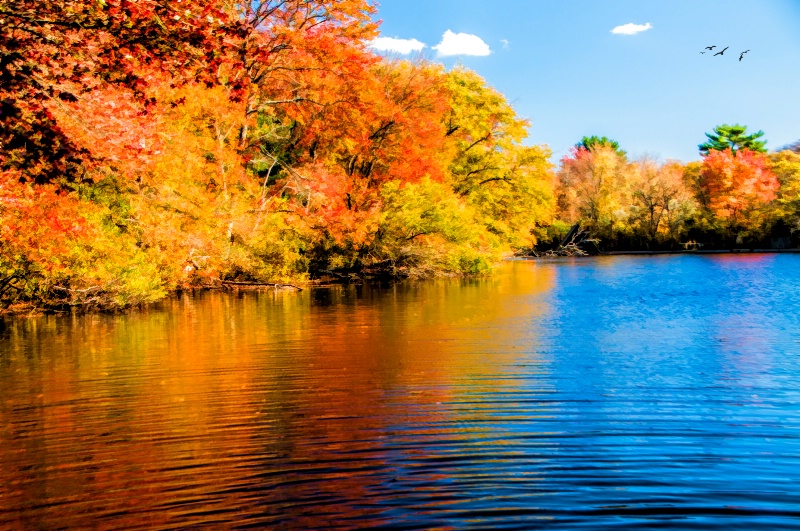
[0,0,563,311]
[697,148,778,229]
[0,0,236,184]
[575,136,627,159]
[699,124,767,156]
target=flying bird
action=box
[713,46,729,56]
[739,50,750,61]
[705,46,716,50]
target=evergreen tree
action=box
[576,136,627,159]
[699,124,767,155]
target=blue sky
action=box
[370,0,800,163]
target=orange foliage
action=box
[699,148,779,224]
[2,0,564,310]
[263,58,451,254]
[0,170,89,276]
[1,0,236,184]
[233,0,378,136]
[48,82,166,177]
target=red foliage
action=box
[699,148,779,222]
[297,163,381,248]
[270,56,450,210]
[0,170,89,276]
[0,0,235,183]
[49,82,166,176]
[561,146,591,165]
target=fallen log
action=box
[543,223,600,256]
[544,242,588,257]
[559,223,581,247]
[221,281,303,291]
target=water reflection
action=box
[2,256,800,528]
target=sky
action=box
[369,0,800,163]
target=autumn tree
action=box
[443,67,555,250]
[230,0,378,153]
[576,135,627,159]
[697,148,778,230]
[376,178,492,276]
[557,144,632,239]
[0,0,235,184]
[0,167,168,310]
[699,124,767,156]
[770,150,800,231]
[0,170,85,304]
[303,59,450,211]
[629,159,695,243]
[222,0,399,274]
[260,58,453,273]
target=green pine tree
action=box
[575,136,627,159]
[699,124,767,155]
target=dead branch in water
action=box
[544,223,600,257]
[221,280,303,291]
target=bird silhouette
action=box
[705,46,716,50]
[739,50,750,61]
[713,46,729,56]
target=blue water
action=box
[1,254,800,529]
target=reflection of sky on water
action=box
[541,254,800,391]
[529,255,800,521]
[2,256,800,528]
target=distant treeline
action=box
[1,1,799,312]
[551,128,800,254]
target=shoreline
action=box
[514,248,800,259]
[602,249,800,255]
[5,250,800,317]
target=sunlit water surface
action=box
[2,255,800,529]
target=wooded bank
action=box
[2,2,800,313]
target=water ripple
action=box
[2,256,800,528]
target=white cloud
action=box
[500,39,510,49]
[433,30,491,57]
[369,36,426,55]
[610,22,653,35]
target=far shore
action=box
[603,249,800,255]
[518,248,800,259]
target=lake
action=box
[2,255,800,529]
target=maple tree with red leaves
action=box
[0,0,235,183]
[0,168,88,302]
[230,0,378,148]
[698,148,779,227]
